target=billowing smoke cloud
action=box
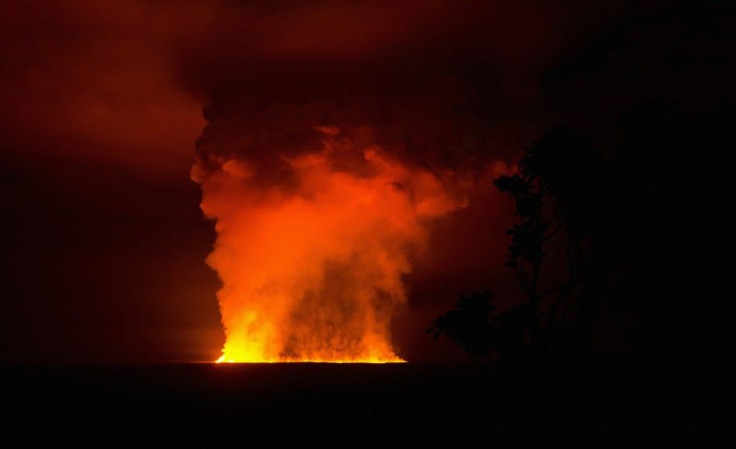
[192,95,484,362]
[193,103,471,362]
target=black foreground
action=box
[1,362,731,444]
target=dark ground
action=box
[1,362,732,444]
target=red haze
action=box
[6,0,710,363]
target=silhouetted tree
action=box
[431,125,601,363]
[427,291,496,360]
[432,99,736,367]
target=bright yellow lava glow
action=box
[214,355,405,364]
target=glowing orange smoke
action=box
[193,126,465,363]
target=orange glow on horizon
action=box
[214,354,405,364]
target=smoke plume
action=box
[193,103,470,362]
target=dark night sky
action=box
[1,0,733,363]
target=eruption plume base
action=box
[195,124,466,365]
[215,355,405,364]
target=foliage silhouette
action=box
[427,291,496,359]
[430,125,597,363]
[431,100,735,366]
